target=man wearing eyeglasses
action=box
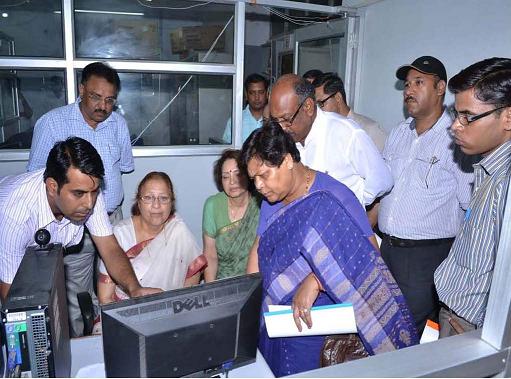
[434,57,511,337]
[26,62,134,336]
[377,56,475,333]
[314,73,387,152]
[269,74,393,207]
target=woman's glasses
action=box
[140,195,171,204]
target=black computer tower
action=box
[1,243,71,377]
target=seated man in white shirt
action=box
[0,137,160,319]
[314,73,387,152]
[269,73,393,207]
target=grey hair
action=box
[294,77,315,103]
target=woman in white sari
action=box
[98,172,206,303]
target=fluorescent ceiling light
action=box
[1,13,8,18]
[53,10,144,16]
[75,9,144,16]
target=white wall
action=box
[245,6,271,47]
[355,0,511,132]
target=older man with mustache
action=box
[376,56,475,334]
[27,62,134,337]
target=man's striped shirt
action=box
[435,140,511,327]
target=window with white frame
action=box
[0,0,236,151]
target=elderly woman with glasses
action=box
[242,122,418,377]
[97,171,206,304]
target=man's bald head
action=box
[269,74,316,145]
[270,74,315,104]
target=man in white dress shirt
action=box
[314,73,387,152]
[269,73,393,206]
[0,137,160,318]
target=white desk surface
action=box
[70,335,274,378]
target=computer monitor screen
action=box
[101,273,262,378]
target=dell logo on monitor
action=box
[172,295,211,314]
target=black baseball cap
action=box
[396,56,447,82]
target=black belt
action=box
[381,233,454,248]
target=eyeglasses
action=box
[449,104,509,127]
[271,99,306,127]
[139,195,171,204]
[317,92,337,109]
[87,92,117,106]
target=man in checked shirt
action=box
[27,62,133,336]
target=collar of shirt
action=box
[407,107,450,137]
[72,98,116,131]
[476,140,511,177]
[302,106,327,149]
[36,174,72,230]
[244,105,263,123]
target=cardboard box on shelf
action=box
[170,25,225,54]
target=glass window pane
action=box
[0,70,66,149]
[74,0,234,63]
[298,37,343,76]
[76,71,232,146]
[0,0,63,57]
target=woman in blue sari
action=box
[240,122,418,377]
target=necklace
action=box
[228,197,248,221]
[304,167,312,194]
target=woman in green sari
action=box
[202,149,260,281]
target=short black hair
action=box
[241,120,301,170]
[244,73,269,92]
[213,149,249,192]
[81,62,121,93]
[302,69,323,83]
[315,72,347,103]
[44,137,105,190]
[449,57,511,109]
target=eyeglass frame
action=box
[450,104,509,127]
[270,98,307,127]
[139,194,172,204]
[317,92,337,109]
[86,92,118,107]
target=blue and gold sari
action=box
[258,191,418,376]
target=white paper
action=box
[420,320,440,344]
[264,303,357,338]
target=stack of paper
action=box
[420,319,440,344]
[264,303,357,338]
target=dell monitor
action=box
[101,273,262,377]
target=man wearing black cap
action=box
[376,56,474,333]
